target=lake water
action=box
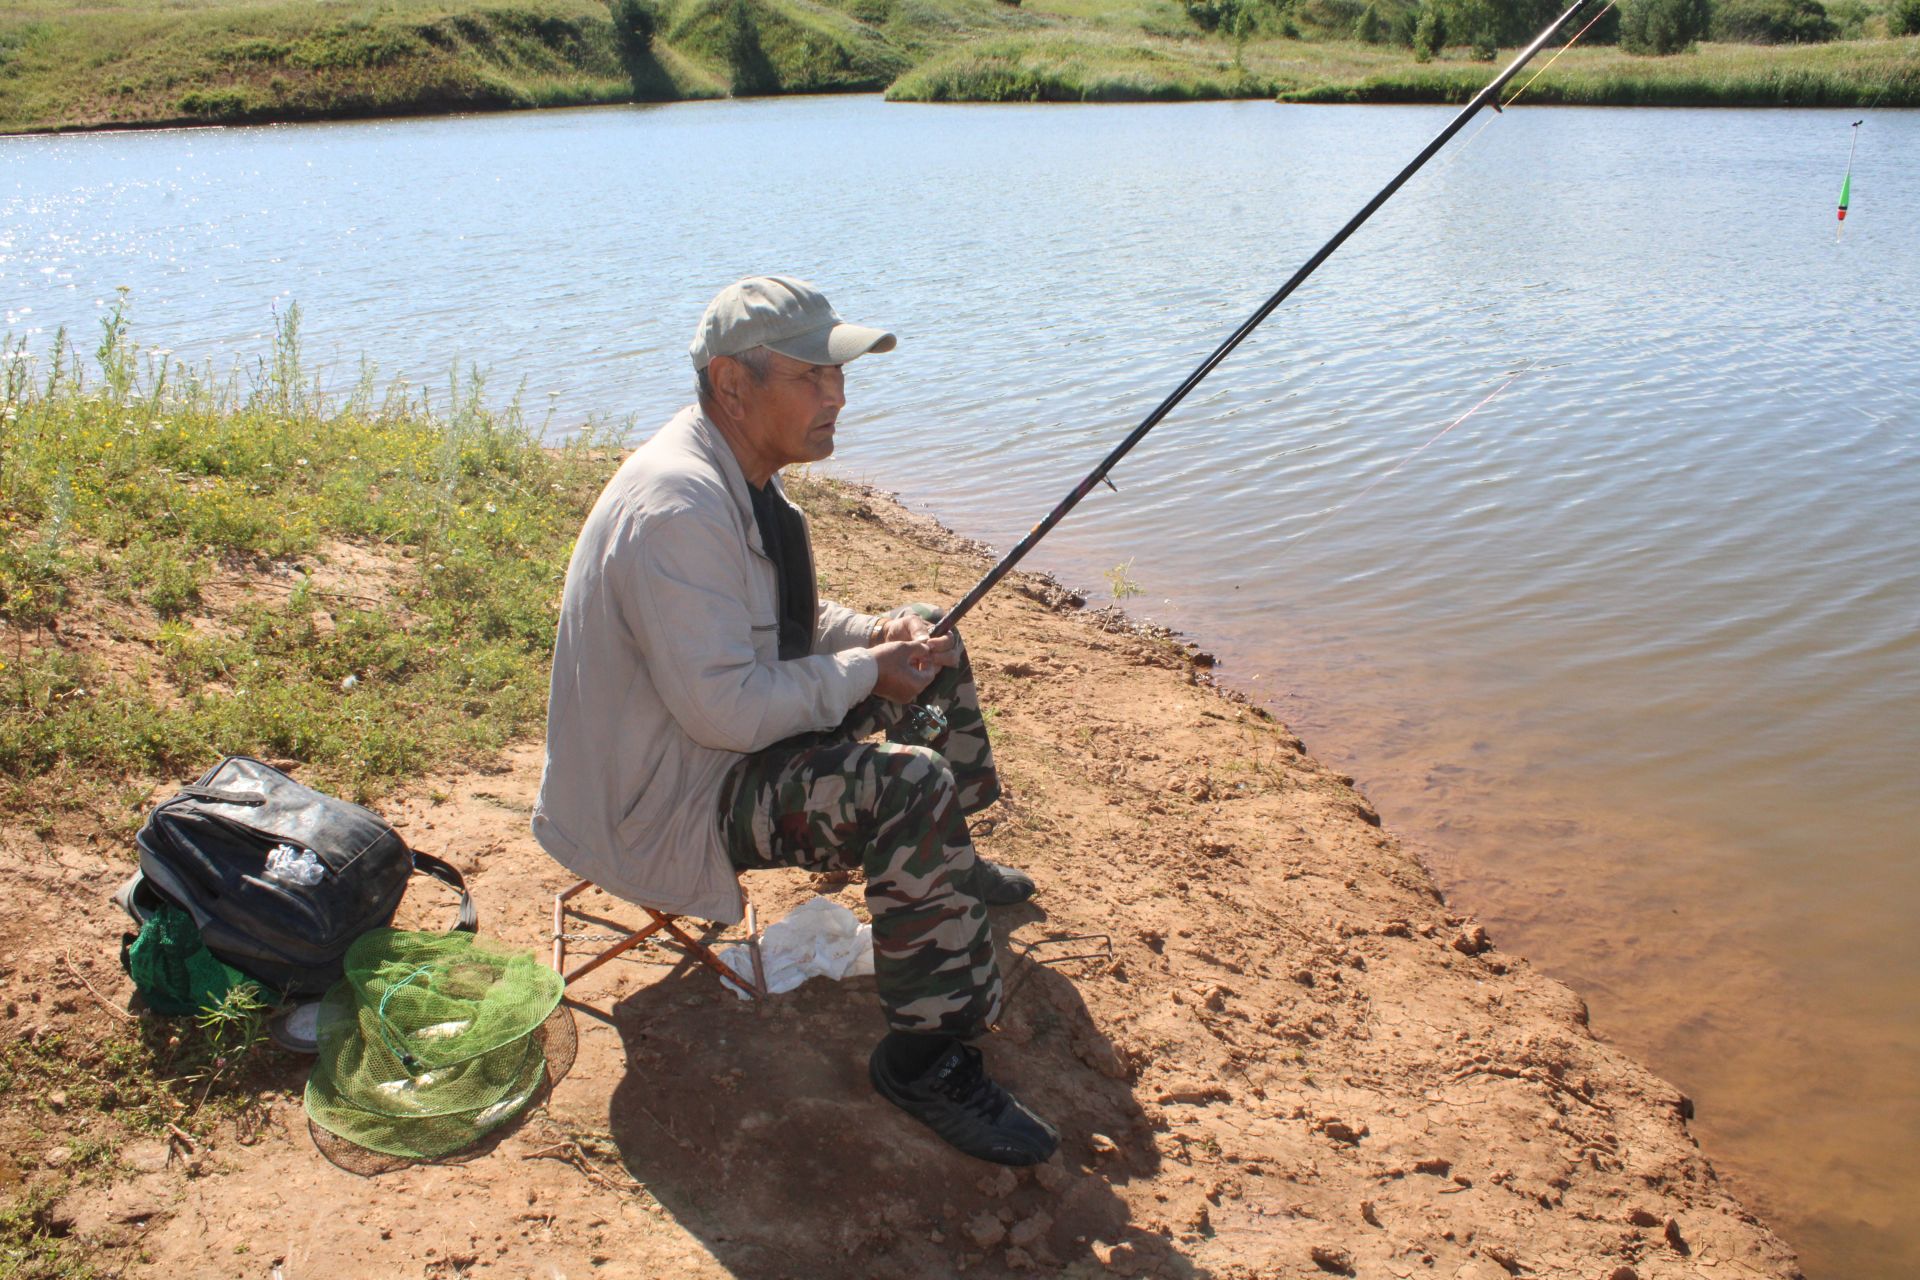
[4,97,1916,1276]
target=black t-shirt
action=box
[747,479,818,662]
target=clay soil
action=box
[2,482,1803,1280]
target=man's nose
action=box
[822,366,846,409]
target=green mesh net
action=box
[304,928,565,1161]
[125,903,253,1017]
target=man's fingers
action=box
[907,636,959,671]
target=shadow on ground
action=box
[601,908,1208,1279]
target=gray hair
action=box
[695,344,775,404]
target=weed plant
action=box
[0,296,616,832]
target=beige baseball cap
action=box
[689,275,896,372]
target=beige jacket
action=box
[531,405,881,922]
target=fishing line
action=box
[928,0,1600,638]
[1279,365,1533,553]
[1445,2,1620,168]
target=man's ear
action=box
[707,354,748,415]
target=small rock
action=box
[1089,1133,1121,1159]
[1413,1157,1452,1176]
[1484,1242,1523,1274]
[46,1090,68,1113]
[1608,1268,1640,1280]
[1360,1199,1381,1228]
[1009,1213,1051,1249]
[1452,924,1492,956]
[43,1146,73,1170]
[976,1167,1018,1198]
[965,1213,1005,1249]
[1034,1161,1071,1192]
[1628,1208,1661,1228]
[123,1141,171,1174]
[1004,1246,1035,1270]
[1075,1036,1130,1081]
[1664,1217,1690,1255]
[1309,1243,1356,1275]
[1318,1119,1368,1145]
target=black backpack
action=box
[126,755,476,996]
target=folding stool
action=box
[551,878,768,998]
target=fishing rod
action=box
[930,0,1596,640]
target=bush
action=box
[1619,0,1711,52]
[1891,0,1920,34]
[1712,0,1838,41]
[1354,2,1390,40]
[177,87,252,118]
[1413,0,1446,56]
[1184,0,1276,35]
[1450,0,1501,55]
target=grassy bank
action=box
[2,0,1917,130]
[0,311,618,1278]
[0,300,611,834]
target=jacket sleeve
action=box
[816,599,882,654]
[623,507,879,754]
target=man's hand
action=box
[871,635,957,703]
[873,612,936,646]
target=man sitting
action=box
[533,276,1056,1166]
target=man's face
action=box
[734,351,847,471]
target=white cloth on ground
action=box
[717,897,874,999]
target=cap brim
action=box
[766,321,897,367]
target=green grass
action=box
[887,30,1277,99]
[0,301,624,1278]
[3,0,1916,129]
[0,0,713,133]
[0,295,615,834]
[1281,33,1920,102]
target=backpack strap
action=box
[179,786,265,806]
[410,851,479,934]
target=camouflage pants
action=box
[717,605,1004,1038]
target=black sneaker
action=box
[975,857,1036,906]
[870,1040,1059,1166]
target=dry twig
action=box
[62,949,137,1022]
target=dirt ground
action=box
[2,482,1804,1280]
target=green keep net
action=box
[305,928,564,1161]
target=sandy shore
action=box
[2,480,1802,1279]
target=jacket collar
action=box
[685,405,765,552]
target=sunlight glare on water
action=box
[4,98,1917,1278]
